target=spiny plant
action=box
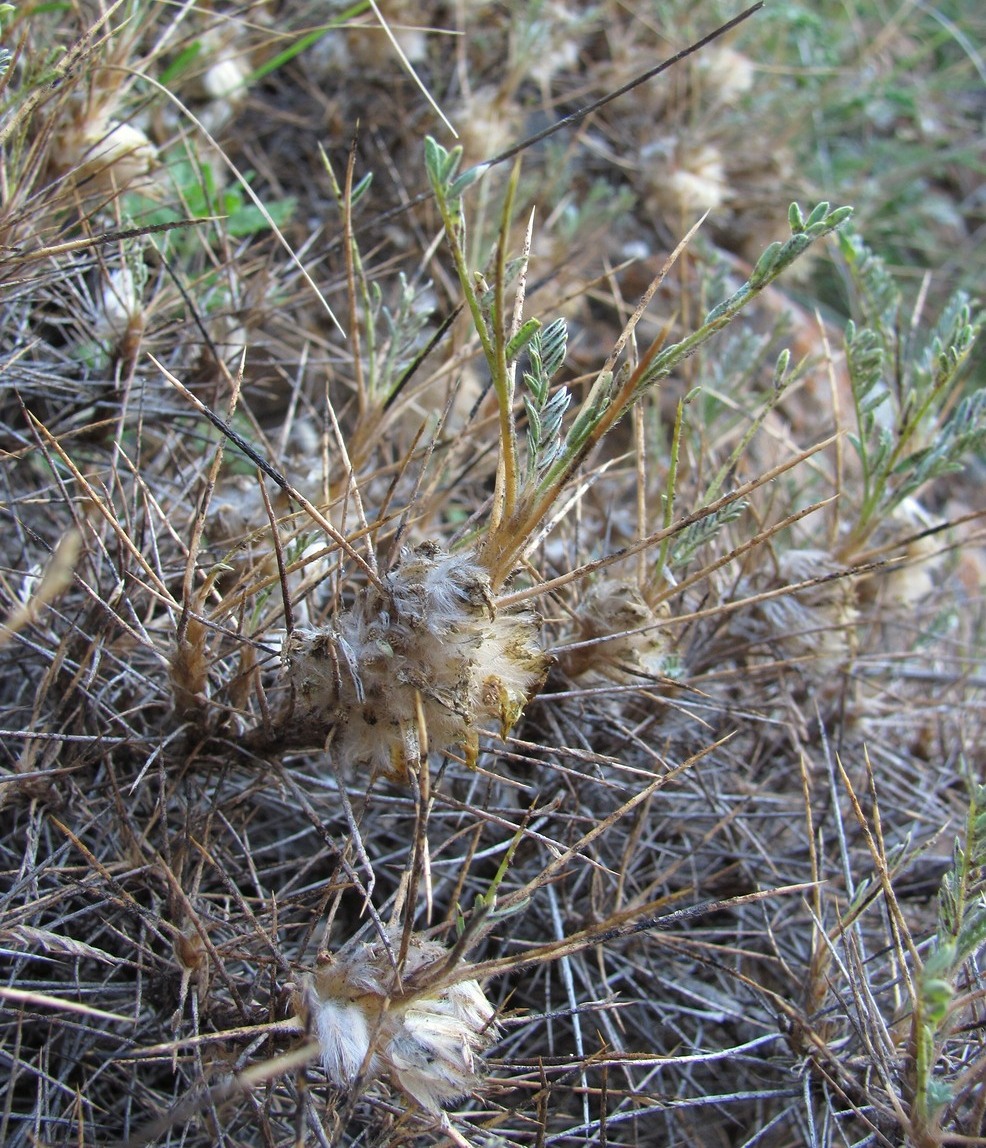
[258,134,854,790]
[424,138,852,585]
[1,2,984,1147]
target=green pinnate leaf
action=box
[804,201,831,229]
[522,318,571,477]
[749,241,783,286]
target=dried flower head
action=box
[644,141,729,218]
[54,111,156,192]
[305,930,498,1112]
[453,85,516,165]
[91,264,146,357]
[743,548,859,672]
[876,498,945,609]
[560,579,673,684]
[281,542,551,777]
[181,27,253,132]
[697,46,756,104]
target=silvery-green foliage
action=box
[840,232,982,538]
[838,230,900,335]
[0,2,12,78]
[898,388,986,502]
[372,272,435,402]
[668,500,748,571]
[910,780,986,1130]
[637,203,853,394]
[522,317,570,476]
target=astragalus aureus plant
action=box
[262,153,851,781]
[5,3,986,1147]
[424,141,853,589]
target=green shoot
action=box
[427,132,853,585]
[839,233,982,555]
[908,778,986,1142]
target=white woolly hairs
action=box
[306,932,499,1112]
[310,995,374,1085]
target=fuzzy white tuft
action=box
[305,931,499,1112]
[736,548,859,672]
[560,579,673,684]
[55,116,157,191]
[310,994,374,1085]
[93,267,144,344]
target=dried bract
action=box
[644,141,729,218]
[54,112,157,192]
[740,548,859,673]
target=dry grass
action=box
[1,3,984,1146]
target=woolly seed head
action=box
[55,113,156,192]
[877,499,946,609]
[282,543,551,777]
[92,265,146,355]
[560,579,673,683]
[697,46,756,104]
[305,930,499,1112]
[748,548,859,672]
[661,144,729,215]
